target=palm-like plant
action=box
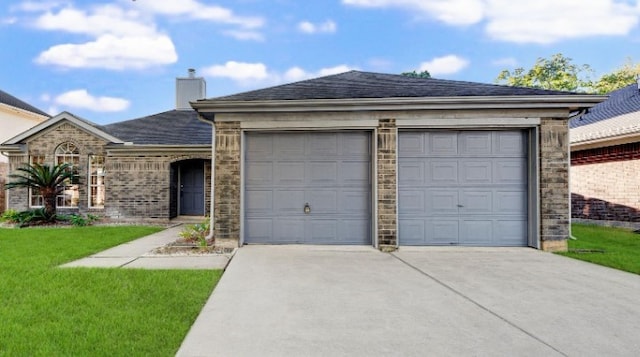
[5,163,77,219]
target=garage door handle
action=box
[457,204,463,207]
[304,203,311,214]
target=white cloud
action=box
[52,89,130,112]
[132,1,264,29]
[202,62,355,85]
[223,30,264,41]
[36,34,177,70]
[342,0,485,25]
[12,1,68,12]
[484,0,640,44]
[343,0,640,44]
[298,20,337,34]
[418,55,469,76]
[201,61,270,81]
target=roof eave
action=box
[571,132,640,151]
[192,95,607,114]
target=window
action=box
[55,142,80,208]
[89,155,105,208]
[29,155,45,207]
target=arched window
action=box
[55,142,80,207]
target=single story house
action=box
[571,83,640,223]
[192,70,604,251]
[0,70,212,222]
[2,70,604,251]
[0,89,50,213]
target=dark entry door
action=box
[180,162,205,215]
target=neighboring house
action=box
[570,83,640,223]
[0,90,50,213]
[192,70,604,251]
[0,70,212,221]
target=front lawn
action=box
[0,226,221,356]
[560,223,640,274]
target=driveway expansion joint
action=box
[390,252,568,357]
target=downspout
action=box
[567,109,586,241]
[196,114,216,241]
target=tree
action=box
[591,59,640,94]
[495,53,593,92]
[5,163,77,219]
[401,70,431,78]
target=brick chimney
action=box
[175,68,206,110]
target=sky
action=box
[2,0,640,125]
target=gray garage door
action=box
[399,130,528,246]
[244,131,371,244]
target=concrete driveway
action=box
[177,246,640,356]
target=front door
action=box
[180,162,205,215]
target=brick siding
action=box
[0,162,7,214]
[213,122,241,242]
[377,119,397,249]
[539,118,570,251]
[571,148,640,222]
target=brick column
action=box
[0,162,7,214]
[214,122,241,246]
[539,118,569,252]
[377,119,398,251]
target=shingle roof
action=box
[0,89,49,117]
[208,70,578,102]
[103,110,211,145]
[570,83,640,129]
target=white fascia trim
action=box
[570,133,640,151]
[192,95,605,114]
[241,119,379,129]
[4,112,124,145]
[0,103,49,122]
[397,117,541,127]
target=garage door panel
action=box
[398,133,425,155]
[460,160,492,184]
[340,190,370,214]
[275,162,305,185]
[429,160,458,184]
[398,161,424,185]
[494,191,527,214]
[342,134,371,157]
[428,190,458,214]
[310,220,338,242]
[459,190,492,214]
[398,219,426,245]
[245,190,273,212]
[341,219,370,244]
[274,134,305,157]
[274,218,306,242]
[245,162,273,186]
[495,160,527,183]
[459,219,493,244]
[245,219,273,243]
[307,190,338,213]
[460,132,492,155]
[494,131,527,156]
[427,219,459,245]
[495,220,528,245]
[341,161,370,185]
[245,134,273,159]
[274,190,305,213]
[309,133,338,156]
[309,162,337,185]
[428,132,458,156]
[398,190,424,214]
[399,130,528,247]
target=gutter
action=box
[192,95,607,114]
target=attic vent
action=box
[176,69,206,110]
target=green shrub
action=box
[0,209,21,223]
[179,218,210,246]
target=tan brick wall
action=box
[5,120,212,221]
[213,122,241,243]
[571,159,640,221]
[539,118,570,251]
[377,119,397,249]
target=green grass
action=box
[560,223,640,274]
[0,226,222,356]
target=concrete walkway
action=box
[177,245,640,357]
[60,225,232,270]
